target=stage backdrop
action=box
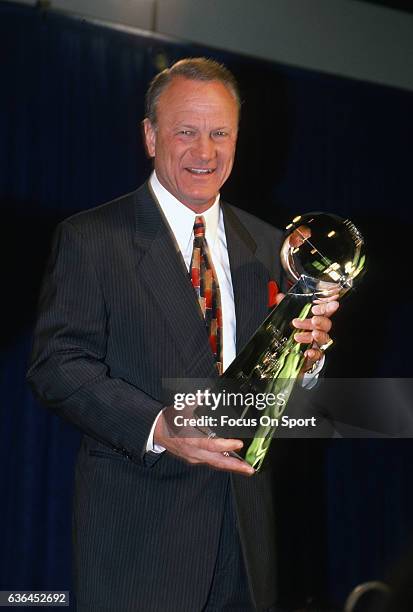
[1,2,413,609]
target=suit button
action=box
[121,448,132,459]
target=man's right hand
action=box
[154,407,255,476]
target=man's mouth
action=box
[186,168,215,175]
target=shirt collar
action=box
[149,171,220,253]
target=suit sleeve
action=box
[27,220,164,465]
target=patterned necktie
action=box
[190,216,223,374]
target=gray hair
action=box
[145,57,241,125]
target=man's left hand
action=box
[275,293,339,373]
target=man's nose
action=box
[192,135,215,161]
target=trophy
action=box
[197,212,366,471]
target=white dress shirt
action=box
[145,171,322,453]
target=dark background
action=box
[358,0,413,15]
[1,2,412,609]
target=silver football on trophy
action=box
[280,212,366,296]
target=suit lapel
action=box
[222,204,270,354]
[133,183,217,377]
[133,183,270,374]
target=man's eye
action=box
[179,130,194,136]
[213,131,228,138]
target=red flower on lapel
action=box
[268,280,279,308]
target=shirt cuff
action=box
[146,409,166,454]
[301,354,325,390]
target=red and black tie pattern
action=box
[190,216,223,374]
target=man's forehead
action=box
[157,77,239,121]
[166,108,236,124]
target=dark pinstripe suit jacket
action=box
[27,182,284,612]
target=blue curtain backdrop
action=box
[1,2,413,609]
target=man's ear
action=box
[142,118,156,158]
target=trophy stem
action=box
[244,302,310,471]
[224,276,320,471]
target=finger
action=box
[165,437,255,476]
[311,300,339,316]
[303,347,323,361]
[293,315,332,333]
[191,448,255,475]
[312,329,330,346]
[200,436,244,454]
[294,330,330,346]
[173,435,243,452]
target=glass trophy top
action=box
[281,212,366,296]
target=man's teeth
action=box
[188,168,214,174]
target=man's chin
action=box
[177,189,219,212]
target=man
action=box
[27,58,337,611]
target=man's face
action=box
[143,76,239,212]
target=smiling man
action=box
[143,76,239,212]
[28,58,336,611]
